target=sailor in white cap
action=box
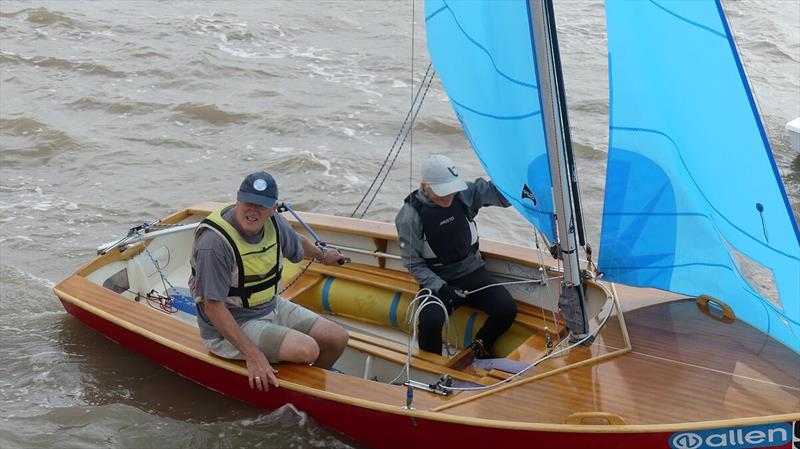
[394,155,517,359]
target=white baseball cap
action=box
[422,155,467,197]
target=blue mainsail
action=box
[425,0,557,243]
[600,0,800,351]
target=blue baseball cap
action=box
[237,171,278,208]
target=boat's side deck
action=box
[441,296,800,424]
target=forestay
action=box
[425,0,557,243]
[600,0,800,351]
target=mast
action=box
[528,0,591,342]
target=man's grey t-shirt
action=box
[189,206,305,339]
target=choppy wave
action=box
[66,97,165,115]
[172,102,256,125]
[0,263,55,293]
[121,136,203,149]
[269,148,336,175]
[1,403,358,449]
[412,117,463,135]
[746,39,798,63]
[0,52,126,78]
[0,117,87,164]
[0,116,52,135]
[1,7,78,28]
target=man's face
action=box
[234,201,274,236]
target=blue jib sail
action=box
[600,0,800,351]
[425,0,557,242]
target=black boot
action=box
[469,339,492,359]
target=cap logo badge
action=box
[253,179,268,191]
[447,166,458,177]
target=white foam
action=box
[4,235,33,242]
[343,174,363,184]
[266,24,285,38]
[217,43,260,59]
[270,146,295,153]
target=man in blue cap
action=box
[395,155,517,359]
[189,171,349,391]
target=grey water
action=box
[1,1,797,448]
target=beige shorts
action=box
[204,296,320,363]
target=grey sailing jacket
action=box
[394,178,510,291]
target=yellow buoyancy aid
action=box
[199,205,282,308]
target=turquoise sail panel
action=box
[600,0,800,351]
[425,0,556,242]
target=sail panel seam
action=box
[648,0,725,39]
[431,0,538,89]
[452,99,540,121]
[610,126,800,263]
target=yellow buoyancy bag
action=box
[200,205,282,308]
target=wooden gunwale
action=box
[56,204,800,433]
[190,202,564,271]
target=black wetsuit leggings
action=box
[418,266,517,355]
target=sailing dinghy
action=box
[54,1,799,448]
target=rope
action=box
[388,288,455,385]
[124,230,179,315]
[278,259,315,295]
[464,276,560,297]
[350,64,435,219]
[439,295,616,393]
[390,284,615,395]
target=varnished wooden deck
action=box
[56,204,800,430]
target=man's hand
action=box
[436,284,466,314]
[275,202,289,213]
[319,246,350,265]
[203,300,280,392]
[245,350,280,391]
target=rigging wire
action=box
[138,232,176,297]
[357,71,434,219]
[349,64,434,219]
[350,0,435,219]
[410,0,415,204]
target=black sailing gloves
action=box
[436,284,466,314]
